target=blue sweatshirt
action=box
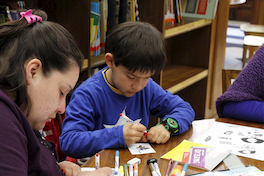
[60,68,195,158]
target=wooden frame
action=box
[222,69,241,93]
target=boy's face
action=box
[111,64,152,97]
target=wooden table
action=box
[82,118,264,175]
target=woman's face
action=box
[25,59,79,130]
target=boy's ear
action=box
[25,58,42,85]
[105,53,114,68]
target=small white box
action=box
[127,158,141,165]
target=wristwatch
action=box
[156,118,179,136]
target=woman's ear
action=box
[105,53,114,68]
[25,58,42,85]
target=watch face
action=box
[167,118,178,128]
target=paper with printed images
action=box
[127,143,156,155]
[195,121,264,161]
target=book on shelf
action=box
[161,140,232,171]
[127,0,135,22]
[116,0,136,22]
[100,0,107,53]
[165,0,176,25]
[91,1,101,57]
[0,5,12,22]
[181,0,219,19]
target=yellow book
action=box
[161,140,209,162]
[161,140,232,171]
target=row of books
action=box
[165,0,219,25]
[90,0,138,57]
[0,1,25,24]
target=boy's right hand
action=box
[123,122,147,145]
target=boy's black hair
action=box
[105,21,166,75]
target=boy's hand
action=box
[146,124,170,144]
[123,122,147,145]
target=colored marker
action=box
[168,160,179,176]
[115,150,119,175]
[149,162,158,176]
[165,159,173,176]
[95,153,100,169]
[119,166,124,176]
[134,164,138,176]
[129,164,133,176]
[119,113,148,136]
[170,165,183,176]
[124,164,129,176]
[180,163,189,176]
[154,162,161,176]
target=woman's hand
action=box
[59,161,112,176]
[59,161,81,176]
[78,167,112,176]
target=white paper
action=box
[195,121,264,161]
[127,143,156,155]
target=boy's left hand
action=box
[141,124,170,144]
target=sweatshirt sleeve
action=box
[149,80,195,135]
[222,101,264,123]
[59,89,126,158]
[0,106,28,175]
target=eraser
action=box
[127,158,141,165]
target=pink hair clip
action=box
[19,9,42,24]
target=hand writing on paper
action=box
[123,122,147,145]
[146,124,170,144]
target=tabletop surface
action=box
[81,118,264,175]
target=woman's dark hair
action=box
[0,10,84,113]
[105,21,166,75]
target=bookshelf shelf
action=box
[91,54,105,68]
[162,65,208,94]
[82,54,105,71]
[164,18,212,39]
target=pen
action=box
[168,160,179,176]
[165,159,173,176]
[119,113,148,136]
[129,164,133,176]
[180,163,189,176]
[154,162,161,176]
[115,150,119,175]
[134,163,138,176]
[124,164,129,176]
[95,153,100,169]
[119,166,124,176]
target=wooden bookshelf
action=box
[138,0,230,119]
[8,0,229,119]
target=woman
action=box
[0,9,111,176]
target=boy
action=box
[60,21,195,158]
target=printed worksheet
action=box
[127,143,156,155]
[195,121,264,161]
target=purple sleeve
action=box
[222,101,264,123]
